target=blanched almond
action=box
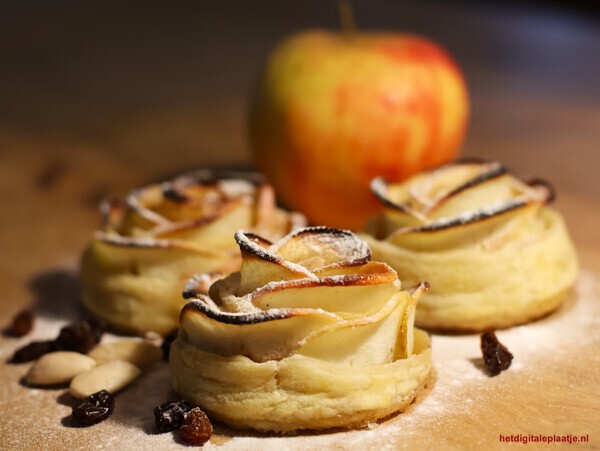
[70,360,141,399]
[88,340,162,369]
[26,351,97,386]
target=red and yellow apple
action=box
[249,30,469,229]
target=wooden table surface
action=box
[1,2,599,449]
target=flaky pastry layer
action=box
[170,329,431,432]
[80,171,303,335]
[170,227,431,431]
[365,209,577,331]
[363,160,578,331]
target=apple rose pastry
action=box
[363,160,578,331]
[170,227,431,432]
[80,171,304,335]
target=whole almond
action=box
[88,340,161,369]
[70,360,141,399]
[26,352,97,386]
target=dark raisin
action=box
[84,316,107,343]
[72,390,115,426]
[161,329,179,361]
[55,319,103,354]
[10,340,56,363]
[179,407,213,446]
[480,331,513,376]
[154,399,193,433]
[7,309,34,337]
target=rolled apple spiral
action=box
[170,227,431,432]
[80,171,304,335]
[363,160,578,331]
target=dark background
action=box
[1,0,598,198]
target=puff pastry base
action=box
[81,239,236,335]
[364,209,578,331]
[170,329,431,432]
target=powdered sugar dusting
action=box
[1,271,598,449]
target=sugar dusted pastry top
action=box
[363,159,578,331]
[101,170,304,246]
[171,227,431,432]
[180,227,423,364]
[80,171,305,335]
[367,159,553,249]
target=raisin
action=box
[72,390,115,426]
[480,331,513,376]
[154,399,193,433]
[85,316,107,343]
[161,329,179,361]
[7,309,34,337]
[179,407,213,446]
[10,340,56,363]
[55,319,103,354]
[8,317,105,363]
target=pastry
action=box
[170,227,431,432]
[80,171,304,336]
[363,159,578,331]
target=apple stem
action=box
[338,0,356,41]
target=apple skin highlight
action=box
[250,31,469,229]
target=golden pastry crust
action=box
[171,329,431,432]
[80,171,304,335]
[170,227,431,432]
[363,160,578,332]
